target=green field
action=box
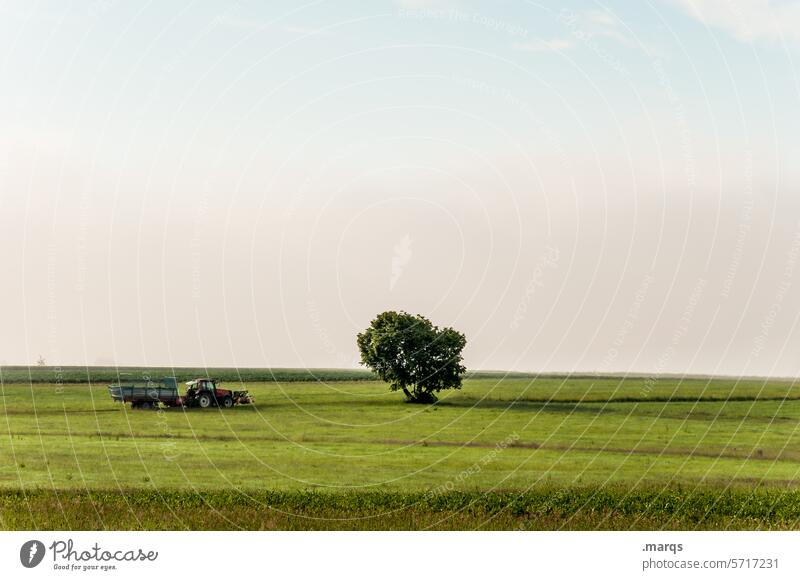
[2,372,799,529]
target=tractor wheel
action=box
[198,393,212,408]
[221,396,234,409]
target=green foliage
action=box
[357,311,467,403]
[3,486,800,530]
[0,366,377,384]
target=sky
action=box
[1,0,799,376]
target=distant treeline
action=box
[0,366,375,384]
[1,365,794,385]
[0,366,538,384]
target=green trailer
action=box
[108,377,181,409]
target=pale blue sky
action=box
[1,1,799,376]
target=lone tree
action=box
[357,311,466,404]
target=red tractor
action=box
[182,378,253,409]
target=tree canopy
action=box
[356,311,466,403]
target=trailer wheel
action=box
[221,396,234,409]
[198,393,212,408]
[139,401,152,410]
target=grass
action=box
[3,487,799,530]
[1,373,799,529]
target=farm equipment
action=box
[108,376,253,410]
[182,378,254,409]
[108,377,182,409]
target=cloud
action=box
[511,9,639,67]
[559,8,635,47]
[555,7,667,61]
[668,0,800,43]
[514,38,574,52]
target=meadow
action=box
[1,371,799,529]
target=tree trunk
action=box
[403,388,437,404]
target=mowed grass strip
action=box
[2,487,799,530]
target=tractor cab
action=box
[189,378,217,392]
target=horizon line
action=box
[2,364,798,383]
